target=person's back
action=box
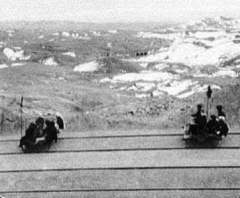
[25,123,36,140]
[216,105,228,137]
[206,115,218,134]
[56,114,64,130]
[191,104,203,124]
[191,104,206,134]
[35,117,45,137]
[199,114,207,130]
[192,111,202,123]
[218,119,229,137]
[44,120,58,144]
[19,122,37,148]
[216,105,226,119]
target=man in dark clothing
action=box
[44,120,59,145]
[19,122,38,150]
[35,117,45,137]
[190,104,207,135]
[56,115,64,130]
[191,104,202,118]
[198,114,207,130]
[206,115,219,135]
[216,105,228,137]
[191,104,206,125]
[218,119,229,137]
[216,105,226,118]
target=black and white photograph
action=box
[0,0,239,197]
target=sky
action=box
[0,0,239,23]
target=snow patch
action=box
[0,41,5,48]
[3,48,29,61]
[100,77,111,83]
[0,64,8,69]
[212,69,237,77]
[177,84,221,98]
[42,57,58,66]
[193,31,227,39]
[62,51,76,57]
[135,93,149,98]
[112,71,177,82]
[154,63,169,71]
[78,35,91,40]
[72,33,79,39]
[175,68,188,74]
[152,90,164,97]
[177,90,196,98]
[137,32,182,40]
[11,62,25,67]
[108,30,117,34]
[107,43,112,48]
[139,63,148,68]
[135,82,155,92]
[157,80,197,96]
[193,68,238,78]
[62,32,70,37]
[52,32,60,36]
[211,84,221,90]
[132,35,240,67]
[127,85,138,91]
[74,61,99,72]
[92,31,101,36]
[13,46,22,50]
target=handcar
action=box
[19,136,56,153]
[183,116,228,145]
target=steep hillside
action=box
[1,18,240,134]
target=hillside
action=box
[0,18,240,134]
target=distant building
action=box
[135,51,148,57]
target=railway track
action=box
[1,130,240,198]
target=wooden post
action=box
[206,85,212,120]
[20,96,23,138]
[0,97,3,133]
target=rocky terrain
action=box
[1,17,240,134]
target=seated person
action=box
[35,117,45,137]
[216,105,226,119]
[206,115,219,135]
[19,122,38,149]
[191,104,203,120]
[216,105,228,137]
[44,120,59,145]
[56,112,64,131]
[190,104,206,135]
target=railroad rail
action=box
[1,130,240,198]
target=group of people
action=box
[187,104,228,140]
[19,115,64,152]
